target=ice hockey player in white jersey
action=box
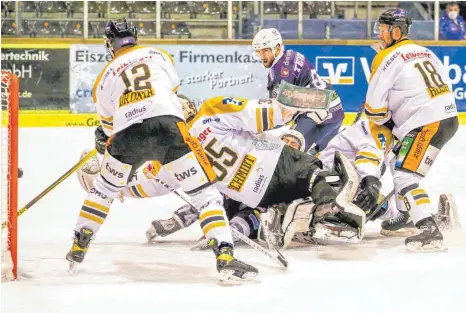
[77,94,365,246]
[141,95,365,245]
[366,9,459,251]
[66,19,258,281]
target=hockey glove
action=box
[95,125,109,155]
[310,170,338,206]
[354,176,381,214]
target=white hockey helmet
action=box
[178,94,197,123]
[280,129,306,152]
[252,28,283,59]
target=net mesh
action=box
[1,71,16,282]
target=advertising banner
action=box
[288,44,466,112]
[69,44,269,112]
[69,43,465,113]
[1,48,69,110]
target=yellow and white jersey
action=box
[318,118,394,179]
[188,97,286,208]
[365,40,457,140]
[92,45,183,136]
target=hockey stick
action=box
[1,149,98,230]
[332,100,365,141]
[366,189,395,222]
[151,177,289,268]
[352,100,366,125]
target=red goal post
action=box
[1,70,19,282]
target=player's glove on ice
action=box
[95,125,109,155]
[354,176,381,214]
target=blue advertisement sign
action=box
[288,44,466,112]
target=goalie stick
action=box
[2,149,98,230]
[366,189,395,222]
[151,177,289,269]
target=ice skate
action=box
[208,239,258,283]
[380,211,418,237]
[146,218,182,242]
[190,236,209,251]
[66,227,93,273]
[405,217,447,252]
[258,206,284,249]
[432,194,461,231]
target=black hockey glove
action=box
[310,170,338,206]
[95,125,109,155]
[354,176,381,214]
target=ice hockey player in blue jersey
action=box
[252,28,345,154]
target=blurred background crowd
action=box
[1,1,465,40]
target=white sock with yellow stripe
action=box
[393,170,432,225]
[198,202,233,245]
[403,188,431,225]
[122,183,151,198]
[75,194,113,239]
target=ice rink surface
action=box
[2,127,466,313]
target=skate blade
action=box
[406,240,448,253]
[218,269,259,285]
[190,237,209,251]
[145,229,158,243]
[68,261,80,275]
[380,228,419,237]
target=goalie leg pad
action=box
[77,149,102,193]
[282,197,315,249]
[328,152,366,240]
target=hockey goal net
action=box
[1,71,18,282]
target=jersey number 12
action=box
[120,64,152,94]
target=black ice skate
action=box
[380,212,418,237]
[66,227,94,272]
[208,238,258,282]
[405,217,447,252]
[146,218,182,242]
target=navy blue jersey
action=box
[267,49,344,124]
